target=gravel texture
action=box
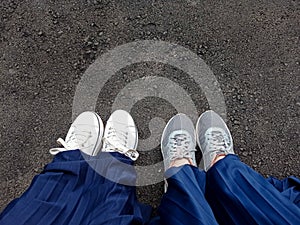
[0,0,299,212]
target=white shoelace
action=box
[49,129,92,155]
[205,130,231,155]
[102,126,139,161]
[169,133,195,161]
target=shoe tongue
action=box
[66,142,80,150]
[106,138,127,151]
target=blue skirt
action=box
[1,152,299,225]
[0,151,152,225]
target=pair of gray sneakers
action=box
[161,110,234,172]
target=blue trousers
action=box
[1,152,299,225]
[153,155,300,225]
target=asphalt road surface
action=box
[0,0,299,212]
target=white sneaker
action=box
[196,110,234,171]
[49,111,104,156]
[101,110,139,161]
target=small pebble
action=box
[242,152,248,157]
[233,120,240,125]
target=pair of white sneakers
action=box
[49,110,234,172]
[50,110,139,161]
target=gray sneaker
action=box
[196,110,234,171]
[161,113,196,172]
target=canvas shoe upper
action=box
[50,111,104,156]
[101,110,139,161]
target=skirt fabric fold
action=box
[1,151,299,225]
[0,150,152,225]
[150,155,300,225]
[156,165,218,225]
[205,154,300,225]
